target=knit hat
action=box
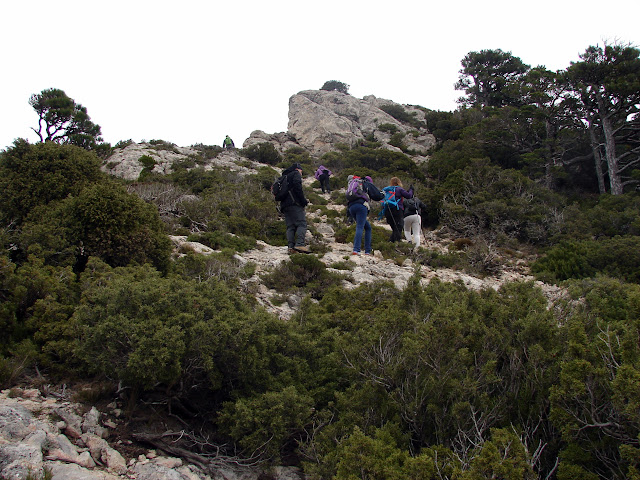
[291,163,303,171]
[365,176,372,183]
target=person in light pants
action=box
[403,197,427,249]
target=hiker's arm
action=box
[398,187,413,199]
[366,182,384,201]
[292,174,308,205]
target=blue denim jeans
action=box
[349,203,371,253]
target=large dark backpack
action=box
[271,174,290,201]
[404,197,421,216]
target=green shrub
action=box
[149,139,180,153]
[33,181,172,272]
[389,132,407,150]
[191,143,223,160]
[0,141,105,226]
[241,142,282,165]
[138,154,156,169]
[320,80,349,94]
[170,167,225,194]
[174,251,255,284]
[532,236,640,284]
[378,123,399,134]
[218,386,314,461]
[416,248,465,270]
[262,254,347,299]
[437,159,565,245]
[380,104,413,124]
[75,259,259,392]
[114,139,134,149]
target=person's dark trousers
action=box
[385,207,404,242]
[282,205,307,248]
[320,172,331,193]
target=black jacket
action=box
[280,166,307,208]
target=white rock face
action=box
[241,130,300,154]
[286,90,436,156]
[103,143,200,181]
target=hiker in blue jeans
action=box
[347,176,384,255]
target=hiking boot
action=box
[294,245,311,253]
[288,248,297,255]
[352,251,360,256]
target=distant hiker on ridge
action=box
[314,165,333,193]
[223,135,235,150]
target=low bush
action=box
[241,142,282,165]
[532,236,640,284]
[262,254,347,299]
[187,231,256,252]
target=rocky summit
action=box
[245,90,436,158]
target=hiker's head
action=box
[365,176,372,183]
[291,162,303,173]
[390,177,402,187]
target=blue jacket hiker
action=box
[346,175,384,255]
[281,163,310,254]
[381,176,413,242]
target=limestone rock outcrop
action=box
[286,90,435,156]
[242,90,436,159]
[103,144,265,182]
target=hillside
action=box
[2,85,640,480]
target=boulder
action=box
[0,405,32,441]
[47,461,121,480]
[82,406,108,439]
[0,443,44,480]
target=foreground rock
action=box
[0,388,304,480]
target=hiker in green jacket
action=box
[223,135,235,150]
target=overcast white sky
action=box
[1,0,638,151]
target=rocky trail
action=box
[173,173,563,321]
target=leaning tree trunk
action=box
[587,121,607,194]
[596,93,624,195]
[601,114,623,195]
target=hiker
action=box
[381,177,414,242]
[346,175,384,255]
[223,135,235,150]
[280,163,310,254]
[403,195,427,250]
[314,165,332,193]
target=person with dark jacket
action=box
[347,175,384,255]
[403,196,427,249]
[281,163,310,253]
[382,177,414,242]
